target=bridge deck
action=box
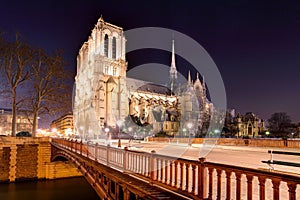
[52,143,190,200]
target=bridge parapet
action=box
[52,138,300,200]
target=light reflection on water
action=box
[0,177,100,200]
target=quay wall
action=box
[0,137,82,183]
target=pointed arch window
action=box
[104,34,109,57]
[113,67,117,76]
[112,37,116,59]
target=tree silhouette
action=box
[24,49,71,136]
[0,33,33,136]
[267,112,291,134]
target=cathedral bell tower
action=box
[74,16,128,138]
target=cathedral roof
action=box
[137,83,173,95]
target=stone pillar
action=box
[9,145,17,182]
[37,142,51,179]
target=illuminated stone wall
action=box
[74,17,128,139]
[0,137,82,183]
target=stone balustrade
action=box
[53,138,300,200]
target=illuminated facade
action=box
[235,112,265,138]
[50,113,74,136]
[73,17,212,139]
[0,108,34,135]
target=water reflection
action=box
[0,177,99,200]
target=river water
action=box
[0,177,100,200]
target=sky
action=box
[1,0,300,127]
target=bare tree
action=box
[267,112,292,134]
[25,49,71,136]
[0,33,33,136]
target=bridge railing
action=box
[52,138,300,200]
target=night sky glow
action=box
[1,0,300,127]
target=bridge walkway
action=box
[52,142,190,200]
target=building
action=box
[73,17,212,139]
[0,108,34,136]
[224,112,265,138]
[50,113,74,136]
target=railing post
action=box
[80,140,83,155]
[164,160,168,184]
[208,168,213,200]
[216,169,222,200]
[191,164,196,194]
[246,174,253,200]
[287,181,297,200]
[225,171,231,200]
[150,150,156,185]
[272,178,280,200]
[174,161,178,188]
[235,172,242,200]
[185,163,189,192]
[107,145,110,166]
[95,143,98,162]
[169,161,173,186]
[198,157,206,198]
[180,162,184,190]
[123,147,128,172]
[258,177,266,200]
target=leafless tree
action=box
[0,33,33,136]
[25,49,72,136]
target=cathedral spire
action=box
[169,40,178,94]
[188,70,192,86]
[170,40,177,78]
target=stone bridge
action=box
[1,137,300,199]
[52,138,300,200]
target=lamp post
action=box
[187,122,193,146]
[105,127,110,146]
[117,120,123,148]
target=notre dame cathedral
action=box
[73,16,212,139]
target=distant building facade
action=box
[50,113,74,136]
[225,112,265,138]
[0,108,34,136]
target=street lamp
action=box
[265,131,270,138]
[116,120,123,148]
[105,127,110,146]
[187,122,193,146]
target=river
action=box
[0,177,100,200]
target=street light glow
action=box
[187,123,193,129]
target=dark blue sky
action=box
[1,0,300,126]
